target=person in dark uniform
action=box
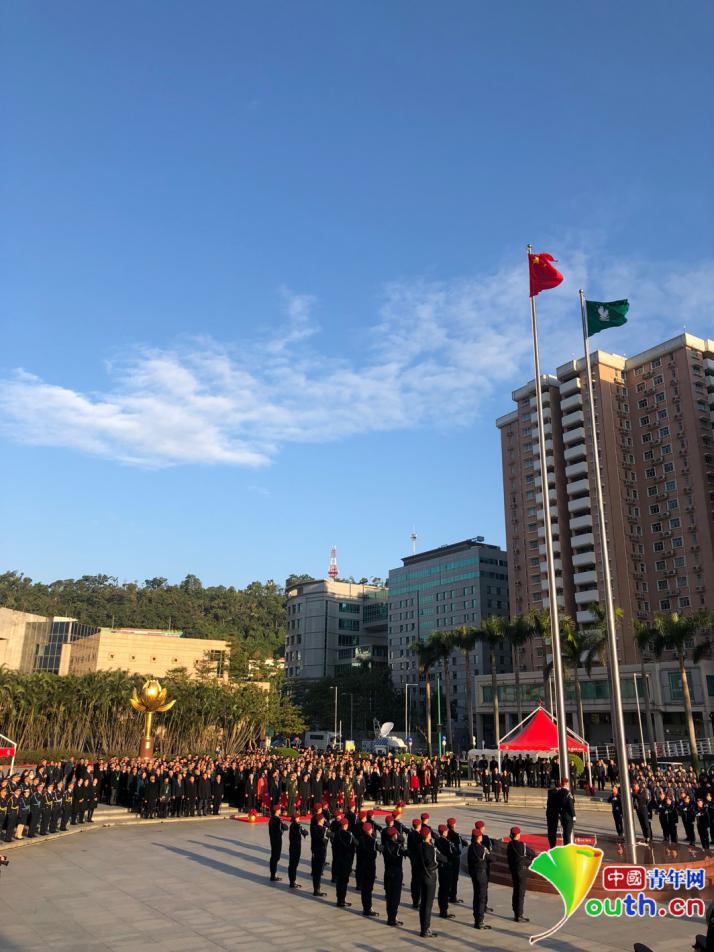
[357,821,381,917]
[382,825,407,926]
[288,814,308,888]
[695,798,710,850]
[679,794,696,845]
[546,783,561,847]
[16,788,31,840]
[332,817,357,907]
[407,817,423,908]
[445,817,464,904]
[310,812,331,896]
[660,796,678,844]
[632,783,652,841]
[418,825,447,938]
[60,783,74,832]
[559,778,575,845]
[608,785,624,836]
[268,803,288,881]
[39,783,54,835]
[212,773,224,815]
[468,826,491,930]
[507,826,535,923]
[27,786,42,838]
[435,825,456,920]
[86,778,99,822]
[49,784,62,833]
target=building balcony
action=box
[531,423,553,438]
[572,549,596,568]
[540,559,562,573]
[575,587,600,605]
[543,595,566,610]
[539,540,561,556]
[562,426,586,446]
[559,376,582,398]
[537,524,560,539]
[535,489,557,506]
[568,494,591,515]
[570,513,593,532]
[574,569,598,587]
[564,443,587,463]
[532,440,554,456]
[535,473,557,489]
[562,409,585,429]
[570,532,595,550]
[576,609,597,624]
[566,477,590,496]
[565,460,589,480]
[561,392,583,413]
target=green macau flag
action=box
[585,299,629,336]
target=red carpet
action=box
[233,809,397,824]
[500,833,597,852]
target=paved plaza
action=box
[0,801,704,952]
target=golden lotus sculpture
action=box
[130,679,176,757]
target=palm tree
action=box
[428,629,457,753]
[632,620,659,767]
[505,614,535,723]
[412,640,437,756]
[544,614,607,741]
[649,610,712,773]
[475,615,507,749]
[529,608,554,705]
[452,625,478,749]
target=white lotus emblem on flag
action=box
[597,305,610,322]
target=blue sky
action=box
[1,1,712,588]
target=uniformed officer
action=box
[407,817,423,908]
[27,786,42,838]
[49,783,62,834]
[268,803,288,881]
[60,782,74,832]
[310,812,331,896]
[382,825,407,926]
[418,825,447,938]
[467,826,491,930]
[332,817,357,907]
[608,785,624,836]
[40,783,54,835]
[445,817,464,904]
[288,814,308,888]
[357,821,381,917]
[507,826,535,923]
[435,825,456,920]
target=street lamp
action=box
[341,692,354,741]
[405,683,418,753]
[332,685,338,747]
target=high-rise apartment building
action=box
[284,579,388,681]
[497,332,714,671]
[387,538,510,748]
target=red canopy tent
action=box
[498,705,589,753]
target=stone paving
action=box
[0,801,704,951]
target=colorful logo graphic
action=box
[528,843,604,944]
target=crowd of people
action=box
[267,804,535,937]
[607,760,714,849]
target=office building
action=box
[387,538,510,748]
[0,608,99,674]
[284,579,388,681]
[61,627,230,679]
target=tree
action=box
[412,640,438,756]
[452,626,478,749]
[475,616,507,749]
[505,614,535,723]
[428,630,457,753]
[544,614,606,741]
[648,610,712,772]
[529,608,554,705]
[633,620,659,767]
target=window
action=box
[645,467,656,479]
[657,579,669,591]
[642,433,652,444]
[668,499,679,511]
[640,415,650,426]
[659,599,671,611]
[665,480,677,491]
[659,426,670,438]
[670,517,681,528]
[649,505,660,515]
[673,536,684,548]
[654,375,664,385]
[648,486,658,497]
[658,409,668,419]
[651,358,661,368]
[664,462,674,473]
[643,450,654,461]
[338,618,360,631]
[638,398,648,409]
[652,522,662,532]
[674,556,686,567]
[339,602,360,614]
[662,444,672,455]
[655,560,666,571]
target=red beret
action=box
[359,810,367,819]
[421,812,430,821]
[340,819,349,828]
[412,818,421,827]
[291,814,298,821]
[335,812,344,820]
[385,826,398,838]
[315,805,323,813]
[366,810,374,817]
[447,818,456,826]
[271,803,281,811]
[438,824,448,834]
[474,820,485,829]
[420,827,431,839]
[510,826,521,837]
[472,827,482,837]
[362,822,372,834]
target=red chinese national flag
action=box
[529,252,564,296]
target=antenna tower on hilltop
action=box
[410,528,417,555]
[328,545,339,580]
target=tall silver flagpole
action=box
[528,245,569,777]
[579,289,637,855]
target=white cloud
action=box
[0,258,711,468]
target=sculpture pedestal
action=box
[139,737,155,759]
